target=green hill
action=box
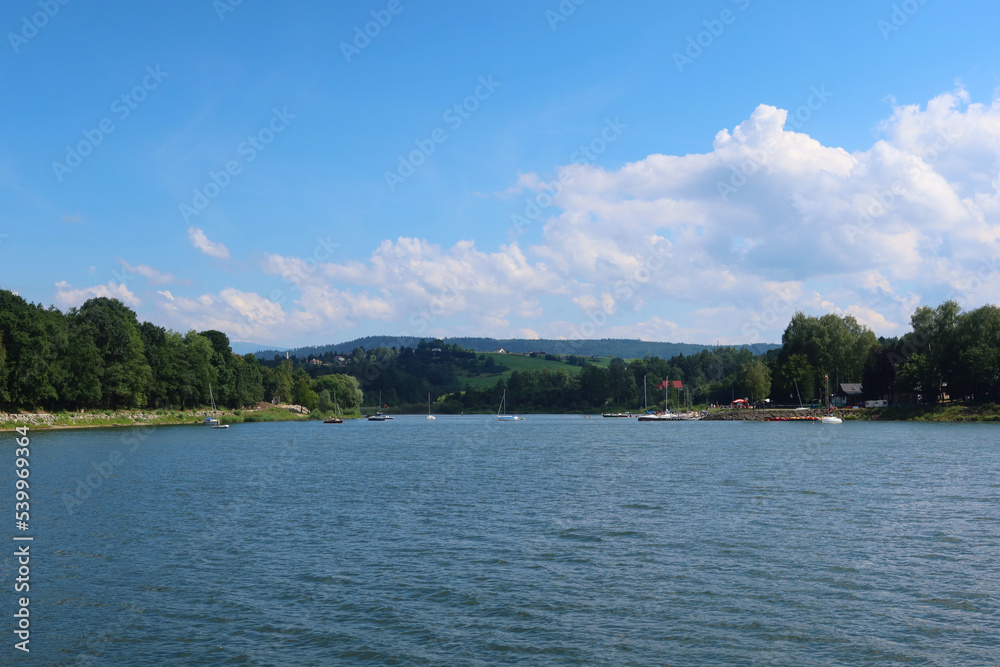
[459,353,611,388]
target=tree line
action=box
[0,292,363,413]
[2,287,997,413]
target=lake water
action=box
[8,416,1000,664]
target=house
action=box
[494,347,507,354]
[833,383,864,407]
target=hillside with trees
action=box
[2,288,999,416]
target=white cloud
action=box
[120,260,176,285]
[112,89,1000,344]
[54,280,140,308]
[187,226,230,259]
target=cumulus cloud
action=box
[54,280,140,308]
[187,226,230,259]
[90,89,1000,344]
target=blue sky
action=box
[3,0,1000,347]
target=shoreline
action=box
[6,404,1000,431]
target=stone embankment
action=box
[700,409,824,421]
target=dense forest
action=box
[1,288,998,414]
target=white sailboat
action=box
[497,388,520,421]
[208,383,229,429]
[822,374,842,424]
[426,393,436,420]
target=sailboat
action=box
[324,398,343,424]
[496,388,520,421]
[794,378,810,411]
[426,393,436,420]
[639,377,679,421]
[822,374,842,424]
[208,383,229,429]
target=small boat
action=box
[324,399,343,424]
[208,383,229,429]
[427,393,436,420]
[601,412,632,418]
[368,391,391,421]
[497,389,520,421]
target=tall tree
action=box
[74,298,152,408]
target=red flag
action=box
[657,380,668,389]
[671,380,683,389]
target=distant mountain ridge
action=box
[250,336,779,360]
[231,341,287,355]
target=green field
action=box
[459,353,612,388]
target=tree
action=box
[579,364,610,406]
[74,298,152,409]
[233,354,264,407]
[200,330,238,407]
[861,342,895,401]
[952,305,1000,401]
[312,373,363,409]
[0,292,57,409]
[292,375,319,411]
[740,359,771,403]
[898,301,962,403]
[317,389,333,413]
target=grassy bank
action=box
[842,403,1000,422]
